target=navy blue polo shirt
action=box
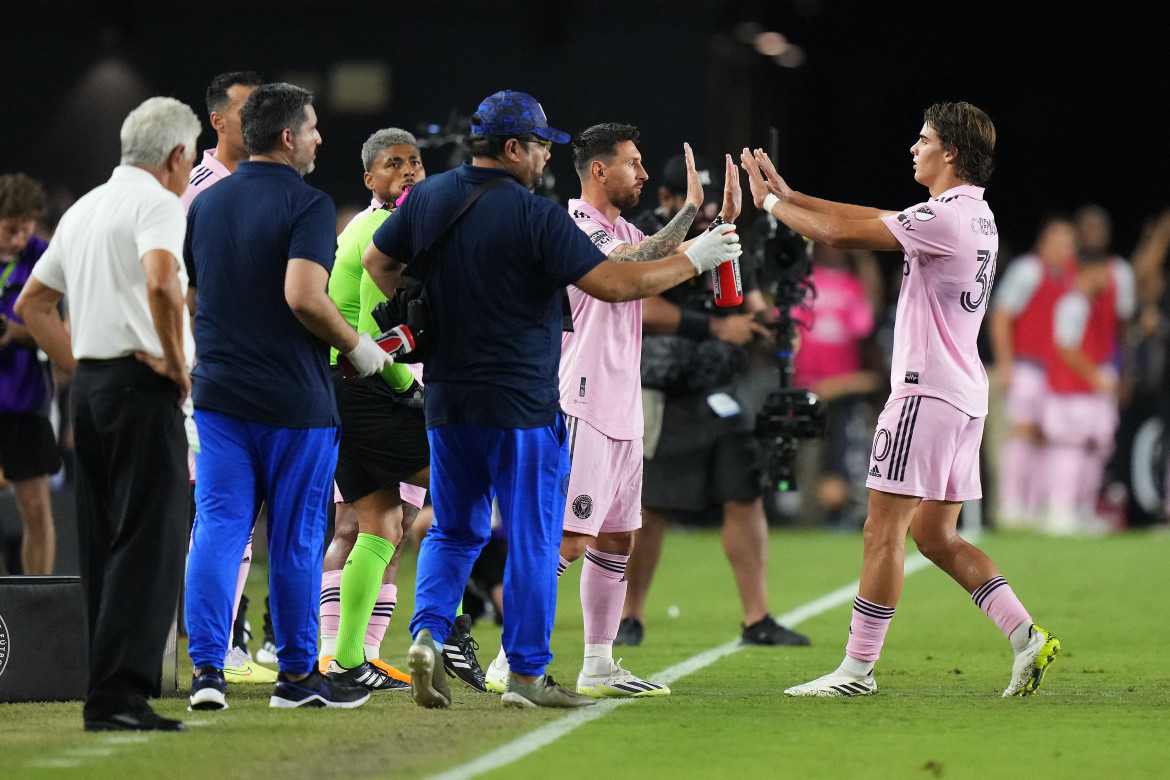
[372,163,605,430]
[185,161,338,428]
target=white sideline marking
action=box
[429,545,957,780]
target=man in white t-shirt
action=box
[16,97,201,731]
[741,101,1061,698]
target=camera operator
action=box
[619,154,811,648]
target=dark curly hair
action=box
[923,102,996,186]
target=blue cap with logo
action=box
[470,90,570,144]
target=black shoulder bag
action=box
[371,177,509,363]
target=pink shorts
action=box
[865,395,983,502]
[1005,360,1048,426]
[332,479,426,509]
[1040,392,1117,450]
[562,417,643,536]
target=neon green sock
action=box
[336,533,394,669]
[379,361,414,392]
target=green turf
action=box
[3,529,1169,779]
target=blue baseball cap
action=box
[470,90,570,144]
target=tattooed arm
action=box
[607,202,698,263]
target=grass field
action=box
[3,528,1170,779]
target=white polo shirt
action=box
[34,165,193,365]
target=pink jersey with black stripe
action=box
[559,198,645,441]
[879,184,997,417]
[180,149,231,212]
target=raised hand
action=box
[683,142,705,210]
[739,147,772,209]
[721,154,742,222]
[753,149,793,200]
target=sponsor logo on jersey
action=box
[905,371,919,384]
[572,210,589,219]
[913,206,936,221]
[579,377,587,397]
[896,213,915,231]
[572,495,594,519]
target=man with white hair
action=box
[16,96,201,731]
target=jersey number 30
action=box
[961,249,996,313]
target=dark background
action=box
[3,0,1168,255]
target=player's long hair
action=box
[924,102,995,186]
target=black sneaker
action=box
[614,617,644,647]
[85,708,187,732]
[189,667,228,710]
[393,379,425,411]
[325,659,409,691]
[442,614,488,692]
[741,615,811,646]
[269,669,370,709]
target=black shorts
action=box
[643,431,761,511]
[332,372,429,504]
[0,413,61,481]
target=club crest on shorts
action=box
[572,494,593,519]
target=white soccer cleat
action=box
[485,652,509,694]
[1003,624,1061,697]
[576,660,670,698]
[784,671,877,697]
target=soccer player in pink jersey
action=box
[179,71,274,685]
[741,101,1061,698]
[989,217,1077,528]
[486,125,731,696]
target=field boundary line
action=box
[429,540,961,780]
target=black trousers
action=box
[70,357,187,719]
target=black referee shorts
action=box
[332,371,429,504]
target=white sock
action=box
[583,644,614,675]
[493,646,508,669]
[364,643,380,661]
[837,654,874,679]
[319,635,338,660]
[1009,621,1033,654]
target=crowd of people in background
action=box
[2,73,1169,730]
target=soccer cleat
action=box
[442,614,488,692]
[742,615,811,646]
[1003,624,1061,697]
[407,630,452,709]
[223,645,279,684]
[368,657,411,684]
[325,658,409,692]
[614,617,644,647]
[485,652,509,694]
[784,671,877,697]
[576,660,670,698]
[269,670,369,709]
[501,674,596,709]
[188,667,228,711]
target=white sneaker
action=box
[576,660,670,698]
[485,653,509,694]
[1003,624,1061,697]
[255,640,279,665]
[784,671,877,697]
